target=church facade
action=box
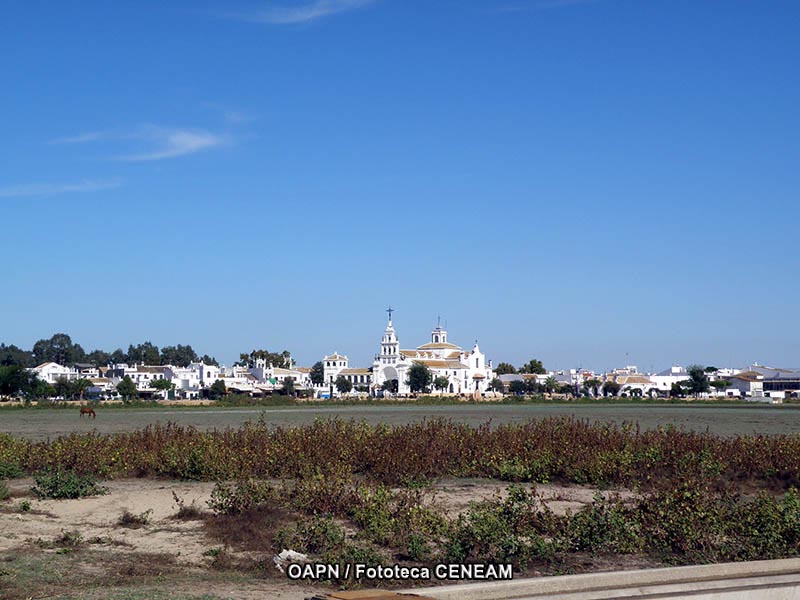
[323,311,496,396]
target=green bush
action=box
[208,479,276,515]
[276,514,346,555]
[445,485,556,568]
[0,480,9,501]
[31,469,107,499]
[562,492,642,553]
[0,461,22,480]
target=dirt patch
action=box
[203,504,295,554]
[0,479,216,564]
[0,476,658,599]
[429,478,635,517]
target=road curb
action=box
[403,558,800,599]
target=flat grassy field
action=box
[2,402,800,440]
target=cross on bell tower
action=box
[386,306,394,323]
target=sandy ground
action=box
[0,477,625,558]
[0,478,322,599]
[429,478,634,516]
[0,477,639,599]
[0,479,217,561]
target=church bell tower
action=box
[379,306,400,365]
[431,316,448,345]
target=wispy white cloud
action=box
[0,179,122,199]
[48,131,108,144]
[118,127,227,161]
[223,110,257,124]
[51,126,228,161]
[244,0,375,24]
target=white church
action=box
[323,309,495,396]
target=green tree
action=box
[28,379,55,401]
[238,349,292,369]
[109,349,127,364]
[151,378,175,398]
[710,379,729,396]
[310,361,325,386]
[381,380,398,393]
[159,345,198,368]
[407,363,433,394]
[86,349,111,367]
[54,377,72,399]
[508,380,526,395]
[116,376,138,401]
[208,379,227,400]
[603,381,621,397]
[489,377,505,392]
[127,342,160,365]
[686,365,711,397]
[543,375,559,393]
[73,378,91,401]
[0,344,34,367]
[494,362,517,375]
[199,354,218,366]
[335,376,352,394]
[281,377,296,396]
[32,333,86,366]
[518,359,546,375]
[524,377,541,394]
[0,366,36,396]
[670,381,688,398]
[433,376,450,393]
[585,378,603,396]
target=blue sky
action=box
[1,0,798,372]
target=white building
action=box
[370,314,494,396]
[649,366,690,394]
[29,362,76,384]
[106,364,171,392]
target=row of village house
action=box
[500,364,800,403]
[26,359,800,402]
[29,358,312,400]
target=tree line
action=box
[0,333,218,369]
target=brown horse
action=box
[79,406,96,419]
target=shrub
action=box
[36,529,84,550]
[118,509,153,528]
[208,479,277,515]
[31,469,107,499]
[562,492,642,554]
[276,514,346,555]
[0,480,8,501]
[172,491,204,520]
[445,485,556,568]
[0,461,22,480]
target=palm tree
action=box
[544,376,558,394]
[73,378,91,401]
[585,378,602,397]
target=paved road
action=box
[2,403,800,440]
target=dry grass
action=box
[203,505,295,553]
[117,509,153,528]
